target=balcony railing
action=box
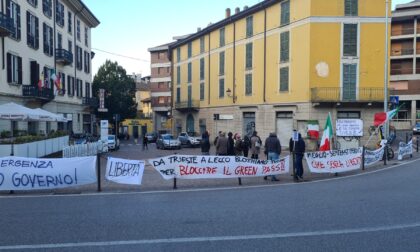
[311,87,384,102]
[175,100,200,111]
[390,68,413,75]
[391,48,414,56]
[391,28,415,36]
[0,13,14,36]
[22,86,54,101]
[55,49,73,65]
[82,97,98,107]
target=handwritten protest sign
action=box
[0,156,96,190]
[148,155,290,180]
[305,148,363,173]
[106,157,144,185]
[336,119,363,137]
[398,140,413,161]
[364,146,385,167]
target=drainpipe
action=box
[208,33,211,105]
[2,0,4,69]
[263,7,267,103]
[233,21,236,104]
[74,5,85,91]
[53,0,56,71]
[169,48,173,135]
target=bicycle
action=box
[367,125,395,160]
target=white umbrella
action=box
[33,108,68,122]
[0,102,41,121]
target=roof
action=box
[392,0,420,21]
[169,0,282,50]
[136,81,150,91]
[148,42,175,52]
[66,0,100,27]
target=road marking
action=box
[0,157,419,199]
[1,222,420,250]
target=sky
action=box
[83,0,412,78]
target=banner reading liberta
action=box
[106,157,144,185]
[0,156,97,190]
[305,148,363,173]
[148,155,290,180]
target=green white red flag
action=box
[307,120,319,139]
[373,108,398,127]
[319,113,333,151]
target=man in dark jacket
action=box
[227,132,235,156]
[290,132,306,181]
[216,132,228,156]
[264,132,281,181]
[201,131,210,155]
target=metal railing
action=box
[175,100,200,110]
[391,48,414,56]
[22,85,54,100]
[63,141,107,158]
[55,48,73,65]
[0,13,14,36]
[391,27,415,36]
[311,87,384,102]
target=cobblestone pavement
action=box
[1,138,419,196]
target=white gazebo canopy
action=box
[0,102,41,121]
[33,108,68,122]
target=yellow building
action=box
[170,0,389,148]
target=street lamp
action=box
[226,88,237,103]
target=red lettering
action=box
[327,160,344,169]
[235,166,257,176]
[311,161,325,169]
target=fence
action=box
[63,141,107,158]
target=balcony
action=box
[391,27,414,37]
[22,86,54,101]
[391,48,414,56]
[82,97,98,107]
[0,13,14,36]
[311,87,384,103]
[55,49,73,65]
[175,100,200,112]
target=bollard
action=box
[238,178,242,185]
[417,138,419,153]
[361,146,365,170]
[97,153,101,192]
[173,178,177,189]
[383,145,387,165]
[406,132,408,143]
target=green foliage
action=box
[0,131,68,144]
[1,130,10,138]
[92,60,137,121]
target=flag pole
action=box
[384,0,389,139]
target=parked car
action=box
[145,132,158,143]
[156,134,181,150]
[178,132,201,147]
[413,122,420,135]
[108,135,120,150]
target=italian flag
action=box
[319,113,333,151]
[373,108,398,127]
[307,120,319,139]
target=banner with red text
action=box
[0,156,97,190]
[305,148,363,173]
[148,155,290,180]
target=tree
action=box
[92,60,137,122]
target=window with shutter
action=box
[245,73,252,95]
[219,51,225,75]
[7,53,21,84]
[176,87,181,103]
[177,66,180,84]
[67,11,72,33]
[27,12,39,49]
[43,0,52,18]
[342,64,357,100]
[188,42,192,58]
[246,16,253,38]
[200,58,205,80]
[200,82,205,100]
[200,37,205,53]
[345,0,358,16]
[343,24,358,57]
[177,47,180,62]
[281,1,290,26]
[246,43,253,69]
[280,67,289,92]
[7,0,21,40]
[219,78,224,98]
[188,63,192,83]
[219,28,225,47]
[280,31,289,62]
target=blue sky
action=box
[84,0,411,77]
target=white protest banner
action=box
[106,157,144,185]
[0,156,96,190]
[305,148,363,173]
[148,155,290,180]
[398,140,413,161]
[336,119,363,137]
[364,146,385,167]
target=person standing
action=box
[234,133,243,156]
[227,132,235,156]
[201,131,210,155]
[216,132,228,156]
[214,131,222,155]
[250,131,262,159]
[134,131,139,145]
[264,132,281,181]
[142,135,148,150]
[242,135,250,157]
[290,133,306,181]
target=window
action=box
[158,97,165,104]
[84,51,90,73]
[220,27,225,47]
[177,47,180,62]
[337,111,360,119]
[26,11,39,49]
[43,66,53,89]
[76,79,82,97]
[84,26,89,46]
[246,43,253,69]
[281,0,290,26]
[200,37,205,53]
[76,19,80,41]
[342,64,357,100]
[280,31,289,62]
[200,58,205,80]
[188,42,192,58]
[57,32,62,49]
[280,67,289,92]
[6,53,22,84]
[42,0,52,17]
[55,0,64,27]
[67,11,72,33]
[7,0,21,40]
[27,0,37,7]
[30,60,40,86]
[176,87,181,103]
[219,51,225,75]
[187,63,192,83]
[59,72,66,94]
[345,0,358,16]
[200,82,205,100]
[157,67,162,74]
[68,40,72,53]
[158,82,165,89]
[246,16,253,38]
[76,46,82,70]
[343,24,358,57]
[245,73,252,96]
[219,78,225,98]
[67,75,74,96]
[43,23,53,56]
[85,82,91,98]
[177,66,180,84]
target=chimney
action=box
[243,5,248,10]
[197,27,201,32]
[226,8,231,18]
[235,7,240,14]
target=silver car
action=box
[156,134,181,150]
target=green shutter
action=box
[246,16,253,38]
[342,64,357,100]
[220,28,225,47]
[219,51,225,75]
[281,1,290,26]
[200,58,204,80]
[219,78,224,98]
[245,73,252,95]
[280,31,289,62]
[177,66,180,85]
[345,0,358,16]
[188,63,192,83]
[280,67,289,92]
[343,24,357,56]
[200,82,204,100]
[246,43,253,69]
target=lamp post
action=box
[384,0,389,139]
[226,88,237,103]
